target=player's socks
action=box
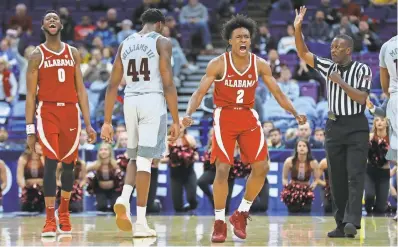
[59,197,70,213]
[215,209,225,222]
[237,198,252,212]
[136,206,147,224]
[121,185,134,201]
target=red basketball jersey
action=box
[37,43,78,103]
[213,52,258,108]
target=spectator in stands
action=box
[217,0,236,18]
[179,0,214,50]
[59,7,75,42]
[8,4,32,34]
[293,58,322,83]
[97,79,126,120]
[164,128,199,212]
[90,70,110,108]
[114,131,128,149]
[11,41,34,100]
[307,10,330,43]
[91,17,117,47]
[162,26,198,78]
[282,140,321,212]
[82,48,112,82]
[319,158,332,213]
[17,143,45,212]
[339,0,362,24]
[0,58,17,104]
[107,8,121,34]
[263,121,274,146]
[165,16,181,41]
[268,128,285,149]
[133,0,154,29]
[328,15,359,42]
[74,16,96,41]
[0,38,17,68]
[285,128,298,142]
[318,0,339,25]
[285,122,323,149]
[56,159,86,213]
[314,128,325,146]
[117,19,136,44]
[277,24,297,55]
[365,116,391,213]
[154,0,173,12]
[102,47,114,64]
[0,160,7,207]
[86,143,122,212]
[79,129,96,150]
[78,44,91,64]
[273,65,300,102]
[271,0,293,10]
[354,21,382,53]
[92,36,104,50]
[267,49,282,79]
[113,123,127,144]
[253,23,277,56]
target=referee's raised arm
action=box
[293,7,315,68]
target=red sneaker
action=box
[55,209,72,234]
[41,210,57,237]
[211,220,227,243]
[229,210,250,239]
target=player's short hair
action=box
[141,8,165,25]
[269,128,281,134]
[335,34,354,50]
[42,10,60,24]
[221,14,257,41]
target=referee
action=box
[294,7,371,238]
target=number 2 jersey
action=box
[37,42,78,103]
[121,31,164,96]
[213,52,258,108]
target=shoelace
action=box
[59,212,71,226]
[44,218,56,229]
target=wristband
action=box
[26,124,35,135]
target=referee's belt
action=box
[328,111,363,121]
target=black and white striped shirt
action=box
[314,56,372,116]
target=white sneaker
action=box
[114,196,132,232]
[133,223,157,238]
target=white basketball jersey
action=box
[379,36,398,93]
[121,31,163,96]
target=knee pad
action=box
[136,156,152,173]
[61,162,75,192]
[43,158,58,197]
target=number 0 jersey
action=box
[37,42,78,103]
[121,31,164,96]
[213,52,258,108]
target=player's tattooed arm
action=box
[25,48,42,125]
[257,57,298,117]
[71,46,97,143]
[185,56,222,117]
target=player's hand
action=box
[328,71,343,84]
[295,115,307,125]
[182,115,193,128]
[294,6,307,29]
[168,123,180,142]
[100,123,114,143]
[366,97,374,110]
[86,125,97,144]
[27,135,36,153]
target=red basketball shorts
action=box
[210,107,268,165]
[36,101,81,164]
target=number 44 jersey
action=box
[121,32,164,96]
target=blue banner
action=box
[1,149,335,213]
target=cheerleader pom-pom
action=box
[71,182,83,202]
[114,169,125,193]
[368,139,389,168]
[116,154,130,172]
[86,173,98,196]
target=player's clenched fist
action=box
[100,123,114,143]
[182,115,194,127]
[295,115,307,125]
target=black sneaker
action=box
[327,227,345,238]
[344,223,357,238]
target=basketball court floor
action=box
[0,213,396,246]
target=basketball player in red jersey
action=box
[25,10,97,237]
[183,15,306,242]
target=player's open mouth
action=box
[49,24,57,31]
[239,45,247,52]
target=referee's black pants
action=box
[325,113,369,228]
